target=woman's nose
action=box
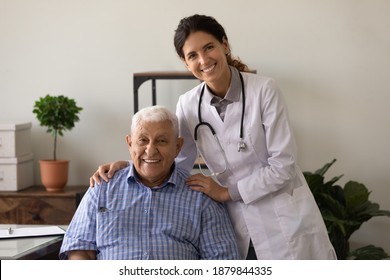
[198,53,209,65]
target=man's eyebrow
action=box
[156,133,170,139]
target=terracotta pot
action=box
[39,160,69,192]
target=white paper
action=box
[0,226,65,239]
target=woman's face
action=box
[182,31,230,85]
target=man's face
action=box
[126,120,183,187]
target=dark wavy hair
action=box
[174,14,250,72]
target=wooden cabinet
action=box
[0,185,88,225]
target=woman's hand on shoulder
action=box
[186,173,231,202]
[89,161,129,187]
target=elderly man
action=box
[59,105,239,260]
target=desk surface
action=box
[0,224,67,260]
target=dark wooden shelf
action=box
[0,185,88,225]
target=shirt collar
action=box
[203,66,241,105]
[127,162,178,189]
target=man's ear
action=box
[125,135,132,149]
[176,137,184,155]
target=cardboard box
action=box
[0,153,34,191]
[0,122,32,158]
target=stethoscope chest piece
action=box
[237,140,247,152]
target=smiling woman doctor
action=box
[91,14,336,260]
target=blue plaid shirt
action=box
[60,164,239,260]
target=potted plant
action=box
[33,94,83,192]
[304,159,390,259]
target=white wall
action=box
[1,0,389,254]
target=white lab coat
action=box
[176,67,336,259]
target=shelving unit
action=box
[133,71,198,113]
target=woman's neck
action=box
[206,67,232,98]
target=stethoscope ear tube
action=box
[194,122,216,140]
[239,72,245,139]
[195,71,246,151]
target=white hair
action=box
[131,105,179,136]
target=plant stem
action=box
[54,129,57,161]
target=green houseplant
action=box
[33,94,83,192]
[303,159,390,259]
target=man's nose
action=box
[145,143,158,155]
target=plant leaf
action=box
[348,245,389,260]
[314,159,337,176]
[344,181,369,212]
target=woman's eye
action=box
[204,44,215,52]
[187,53,197,60]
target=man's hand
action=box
[68,250,96,260]
[89,161,129,187]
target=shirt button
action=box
[144,209,148,214]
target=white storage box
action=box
[0,122,32,157]
[0,153,34,191]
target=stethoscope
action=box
[193,72,247,176]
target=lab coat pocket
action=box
[273,185,321,241]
